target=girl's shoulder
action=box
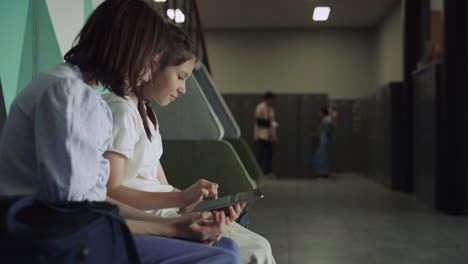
[102,93,137,112]
[103,93,139,121]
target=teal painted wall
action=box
[36,0,63,74]
[85,0,94,20]
[0,0,92,114]
[0,1,30,113]
[17,1,34,96]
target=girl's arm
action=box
[108,154,244,224]
[106,196,225,244]
[104,151,218,210]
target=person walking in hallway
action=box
[313,106,334,178]
[254,92,278,179]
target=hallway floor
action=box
[249,173,468,264]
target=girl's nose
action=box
[177,85,186,95]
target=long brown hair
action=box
[141,23,198,141]
[64,0,169,98]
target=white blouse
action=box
[103,92,173,193]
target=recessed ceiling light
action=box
[167,9,185,23]
[313,7,330,21]
[154,0,167,2]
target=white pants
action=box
[152,208,276,264]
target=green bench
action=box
[161,140,256,196]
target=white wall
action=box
[92,0,105,9]
[204,2,405,99]
[373,3,403,88]
[205,29,375,99]
[46,0,84,57]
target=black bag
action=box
[0,196,141,264]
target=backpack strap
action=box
[5,196,141,264]
[5,196,37,232]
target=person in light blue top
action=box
[313,106,334,178]
[0,63,112,201]
[0,0,240,263]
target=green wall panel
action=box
[17,1,34,96]
[1,0,100,113]
[85,0,94,21]
[37,0,62,74]
[0,1,30,113]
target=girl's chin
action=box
[153,99,171,107]
[159,100,171,107]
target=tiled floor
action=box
[248,173,468,264]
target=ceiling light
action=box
[154,0,167,2]
[313,7,330,21]
[167,9,185,23]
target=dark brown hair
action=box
[142,23,197,140]
[158,23,197,70]
[320,106,329,116]
[264,91,276,100]
[64,0,169,98]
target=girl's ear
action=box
[138,53,162,86]
[149,53,163,76]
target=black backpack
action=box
[0,196,141,264]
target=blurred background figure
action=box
[313,106,334,178]
[254,92,278,180]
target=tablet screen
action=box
[191,189,264,213]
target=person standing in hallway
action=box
[254,92,278,179]
[313,106,334,178]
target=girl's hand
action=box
[180,179,218,206]
[214,203,246,225]
[170,211,226,245]
[179,200,202,215]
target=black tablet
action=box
[191,189,264,213]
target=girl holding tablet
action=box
[103,23,276,264]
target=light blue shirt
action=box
[0,63,112,201]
